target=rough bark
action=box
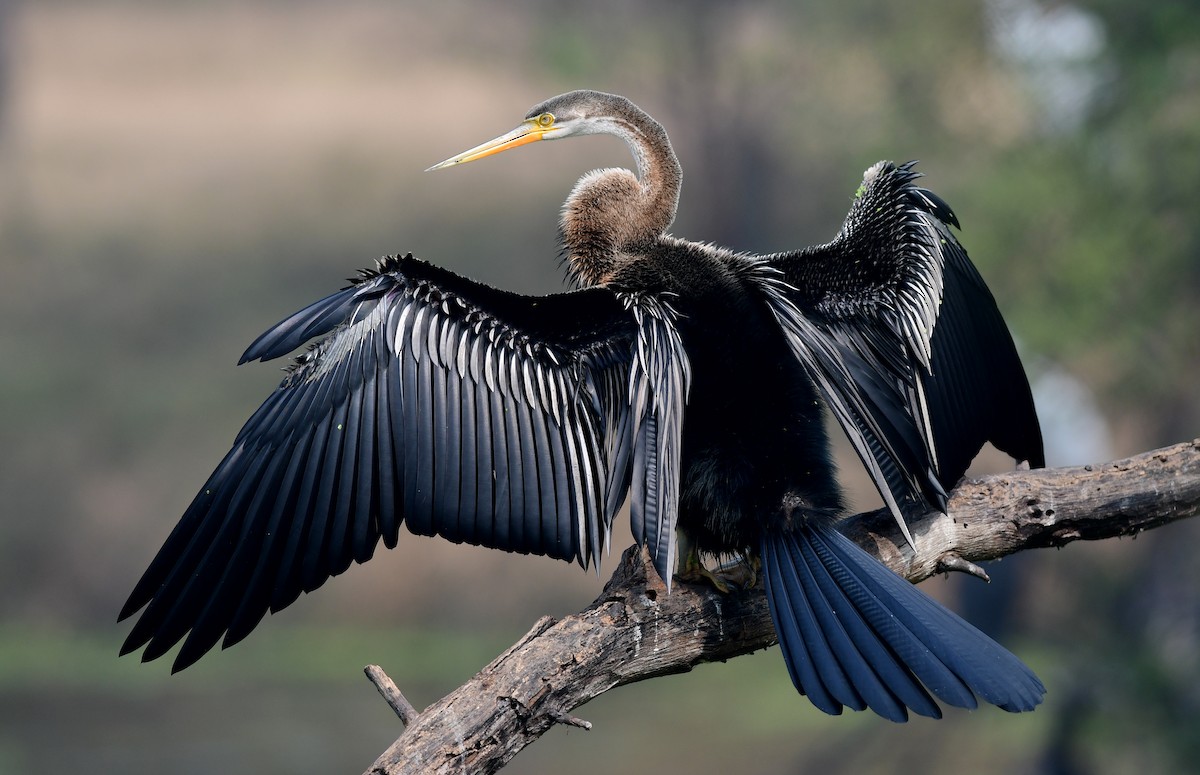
[364,440,1200,775]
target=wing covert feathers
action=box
[623,293,692,588]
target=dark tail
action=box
[762,526,1044,722]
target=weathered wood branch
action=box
[364,440,1200,775]
[365,665,420,727]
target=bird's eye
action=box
[537,112,555,128]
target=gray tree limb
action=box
[363,440,1200,775]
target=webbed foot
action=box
[676,549,734,593]
[674,532,761,592]
[714,554,761,590]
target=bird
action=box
[119,89,1046,722]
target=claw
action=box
[674,532,760,593]
[715,554,762,589]
[677,550,734,593]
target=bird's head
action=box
[426,90,642,171]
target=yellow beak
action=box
[426,121,550,171]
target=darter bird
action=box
[120,89,1046,721]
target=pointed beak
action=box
[426,121,549,171]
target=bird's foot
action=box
[715,554,761,590]
[676,560,733,594]
[675,550,760,593]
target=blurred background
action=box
[2,0,1198,773]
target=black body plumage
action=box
[120,90,1045,721]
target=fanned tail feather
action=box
[762,526,1044,722]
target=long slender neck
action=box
[621,115,682,236]
[561,103,682,287]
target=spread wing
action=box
[755,161,1043,537]
[119,253,649,671]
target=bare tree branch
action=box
[364,440,1200,775]
[365,665,420,727]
